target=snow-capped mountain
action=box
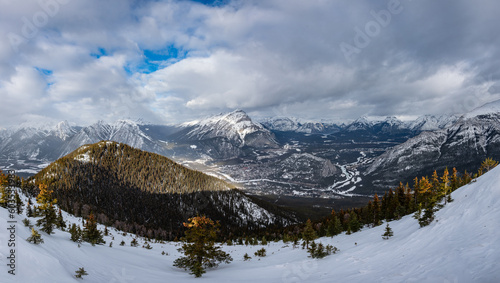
[0,119,175,176]
[260,117,345,134]
[464,98,500,118]
[407,115,459,131]
[366,102,500,189]
[179,110,278,147]
[174,110,279,159]
[59,119,165,157]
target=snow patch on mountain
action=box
[464,98,500,118]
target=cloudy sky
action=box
[1,0,499,126]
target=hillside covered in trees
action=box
[23,141,295,240]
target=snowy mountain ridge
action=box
[181,110,269,144]
[366,109,500,189]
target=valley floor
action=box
[2,167,500,282]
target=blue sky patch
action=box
[188,0,230,7]
[90,48,108,59]
[127,45,187,75]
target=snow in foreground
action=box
[2,167,500,283]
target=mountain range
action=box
[2,100,500,198]
[365,100,500,190]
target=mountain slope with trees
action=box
[23,141,295,239]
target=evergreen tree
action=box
[349,211,362,233]
[0,171,8,208]
[382,223,393,240]
[302,219,317,249]
[254,248,266,257]
[333,216,342,235]
[82,213,104,245]
[74,267,88,279]
[14,191,23,215]
[36,184,58,234]
[173,216,232,277]
[243,253,251,261]
[27,228,44,244]
[372,194,382,226]
[308,241,337,258]
[69,224,82,243]
[261,236,267,245]
[26,204,33,217]
[56,208,66,230]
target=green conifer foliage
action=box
[302,219,317,249]
[382,223,393,240]
[36,184,58,234]
[173,216,232,277]
[69,224,82,243]
[27,228,44,244]
[82,213,104,246]
[74,267,88,279]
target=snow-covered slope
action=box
[407,114,459,131]
[2,166,500,282]
[464,98,500,118]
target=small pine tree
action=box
[75,267,88,279]
[308,241,337,258]
[382,223,393,240]
[120,240,125,246]
[418,206,436,227]
[254,248,266,257]
[82,213,104,246]
[261,236,267,245]
[243,253,251,261]
[35,184,57,234]
[302,219,317,249]
[27,228,44,244]
[26,204,33,217]
[69,224,82,243]
[130,238,139,247]
[14,191,23,215]
[56,208,66,230]
[173,216,232,277]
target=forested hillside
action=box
[23,141,294,240]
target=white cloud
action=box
[1,0,500,126]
